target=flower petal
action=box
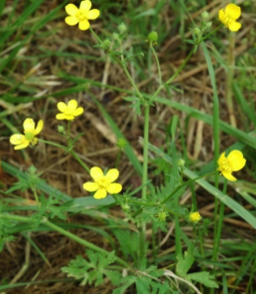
[73,107,84,117]
[10,134,26,145]
[65,16,79,26]
[225,3,241,20]
[90,167,103,181]
[56,113,67,120]
[23,118,35,133]
[87,9,100,20]
[34,120,43,135]
[83,182,99,192]
[94,188,107,199]
[217,152,226,170]
[228,150,246,171]
[228,21,241,32]
[14,141,30,150]
[105,169,119,182]
[65,4,78,16]
[79,19,90,30]
[222,171,237,182]
[80,0,92,11]
[57,102,67,112]
[107,183,122,194]
[68,100,78,111]
[218,9,225,23]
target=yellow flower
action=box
[219,3,241,32]
[65,0,100,31]
[218,150,246,181]
[10,118,43,150]
[83,167,122,199]
[189,212,201,223]
[56,100,84,121]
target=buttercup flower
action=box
[65,0,100,31]
[56,100,84,121]
[218,150,246,181]
[83,167,122,199]
[10,118,43,150]
[219,3,241,32]
[189,212,201,223]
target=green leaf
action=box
[187,271,219,288]
[176,251,194,277]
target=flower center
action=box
[97,178,110,189]
[76,10,88,21]
[223,14,234,27]
[25,132,34,141]
[219,158,232,173]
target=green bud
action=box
[101,39,112,50]
[116,138,127,149]
[147,31,158,43]
[28,165,37,175]
[118,23,127,34]
[201,11,209,20]
[205,21,212,29]
[122,203,130,211]
[57,125,65,134]
[157,210,168,221]
[178,159,185,168]
[193,27,201,36]
[112,33,120,41]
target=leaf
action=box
[176,251,194,277]
[187,271,219,288]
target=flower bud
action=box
[193,27,201,36]
[147,31,158,43]
[57,125,65,134]
[118,23,127,34]
[116,138,127,149]
[101,39,111,50]
[201,11,209,20]
[189,212,202,223]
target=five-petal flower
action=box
[56,100,84,121]
[218,150,246,181]
[83,167,122,199]
[10,118,43,150]
[65,0,100,31]
[219,3,242,32]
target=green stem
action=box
[212,180,227,262]
[67,121,71,147]
[39,139,90,173]
[150,43,162,85]
[31,186,40,206]
[89,27,102,44]
[151,48,194,100]
[139,104,150,261]
[0,213,129,268]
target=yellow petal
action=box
[79,19,90,30]
[107,183,122,194]
[56,113,67,120]
[218,9,225,23]
[65,4,78,16]
[67,100,78,110]
[83,182,99,192]
[105,169,119,182]
[228,150,246,171]
[222,171,237,182]
[73,107,84,116]
[225,3,241,20]
[90,167,103,181]
[34,120,43,135]
[228,21,241,32]
[217,152,226,168]
[23,118,35,133]
[87,9,100,20]
[14,141,30,150]
[94,188,107,199]
[57,102,67,112]
[10,134,26,145]
[80,0,92,11]
[65,16,79,26]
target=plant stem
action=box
[150,43,162,85]
[0,213,129,268]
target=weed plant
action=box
[0,0,256,293]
